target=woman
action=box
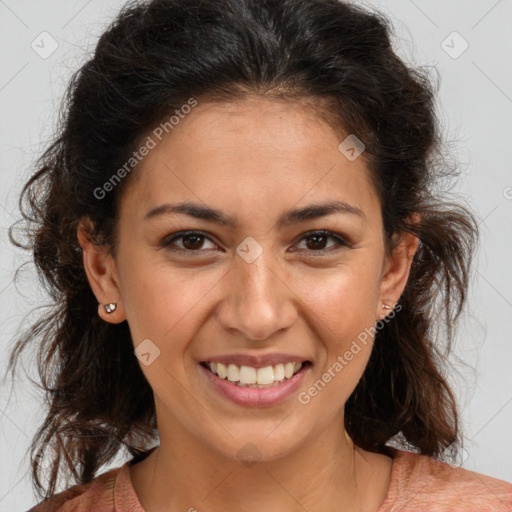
[8,0,511,510]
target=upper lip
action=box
[200,353,311,368]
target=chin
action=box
[203,427,305,466]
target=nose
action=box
[216,248,297,341]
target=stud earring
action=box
[103,302,117,314]
[382,303,392,310]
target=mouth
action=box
[198,359,312,407]
[199,360,311,388]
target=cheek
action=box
[118,255,226,348]
[294,261,380,396]
[298,261,381,340]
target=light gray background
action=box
[1,0,511,510]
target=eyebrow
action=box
[143,200,366,228]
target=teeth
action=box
[216,362,227,379]
[239,365,257,384]
[206,360,305,386]
[274,363,285,381]
[256,366,274,385]
[227,364,239,382]
[284,362,295,379]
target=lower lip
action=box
[198,363,310,408]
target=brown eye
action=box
[180,233,206,250]
[160,231,218,252]
[295,230,350,255]
[304,233,330,250]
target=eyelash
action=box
[159,230,350,256]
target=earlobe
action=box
[377,230,420,319]
[97,301,126,324]
[77,219,126,324]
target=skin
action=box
[78,96,419,512]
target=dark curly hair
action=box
[8,0,478,500]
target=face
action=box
[81,96,416,463]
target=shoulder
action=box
[26,463,126,512]
[381,449,512,512]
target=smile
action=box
[198,360,312,407]
[201,361,304,387]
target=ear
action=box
[377,225,420,320]
[77,218,126,324]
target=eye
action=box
[159,229,350,256]
[159,230,219,253]
[293,230,350,255]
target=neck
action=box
[130,413,392,512]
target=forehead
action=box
[119,97,380,226]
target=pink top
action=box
[28,449,512,512]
